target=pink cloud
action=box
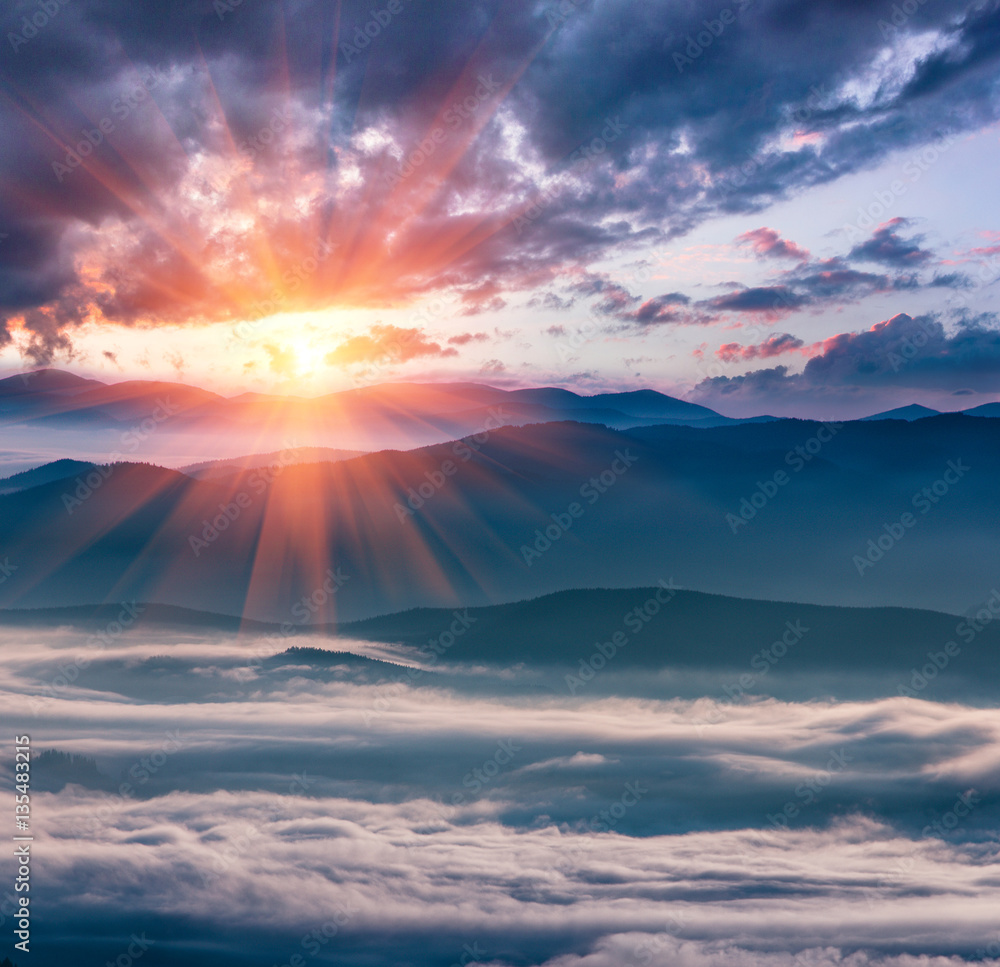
[736,227,810,262]
[716,332,806,362]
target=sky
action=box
[2,0,1000,417]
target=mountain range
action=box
[1,407,997,619]
[5,588,996,704]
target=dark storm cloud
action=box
[2,0,1000,355]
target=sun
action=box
[291,339,318,377]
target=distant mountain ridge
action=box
[2,370,998,466]
[0,458,97,494]
[180,447,368,480]
[4,589,997,701]
[1,414,998,619]
[860,403,942,421]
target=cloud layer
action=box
[4,627,999,966]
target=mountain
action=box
[0,458,97,494]
[0,414,996,620]
[6,588,997,702]
[0,601,275,632]
[0,370,750,463]
[180,447,368,480]
[0,368,103,398]
[962,401,1000,418]
[860,403,941,421]
[338,585,1000,679]
[497,386,721,421]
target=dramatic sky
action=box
[2,0,1000,415]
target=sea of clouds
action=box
[1,627,997,967]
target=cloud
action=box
[264,343,297,376]
[716,333,806,362]
[570,274,641,316]
[848,219,934,267]
[3,0,1000,362]
[792,264,894,299]
[737,227,810,261]
[5,625,1000,967]
[694,312,1000,413]
[528,292,577,311]
[447,332,490,346]
[705,286,810,314]
[692,224,953,326]
[928,272,973,289]
[325,325,458,367]
[625,292,694,326]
